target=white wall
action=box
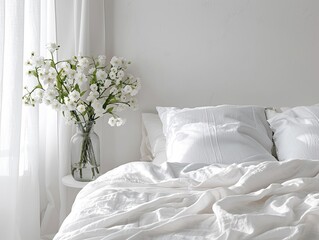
[60,0,319,172]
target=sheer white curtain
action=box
[0,0,106,239]
[0,0,61,239]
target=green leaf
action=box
[109,97,117,104]
[103,94,114,109]
[56,76,62,90]
[74,84,81,93]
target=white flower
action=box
[117,70,125,78]
[116,118,125,127]
[66,77,73,85]
[130,88,139,96]
[76,104,86,114]
[57,62,70,72]
[115,78,121,85]
[70,56,77,65]
[51,99,61,110]
[69,90,80,102]
[86,90,99,102]
[66,100,77,111]
[109,72,116,80]
[88,67,95,75]
[74,72,87,85]
[120,94,128,102]
[120,57,129,69]
[108,116,126,127]
[111,67,118,73]
[86,94,95,102]
[96,70,108,81]
[26,69,34,77]
[104,80,112,88]
[77,57,89,69]
[129,98,138,110]
[91,100,104,118]
[90,84,98,91]
[42,61,52,71]
[130,78,141,96]
[123,85,132,94]
[64,97,70,104]
[39,72,54,86]
[110,56,122,68]
[44,88,58,100]
[30,55,44,67]
[108,117,117,127]
[48,67,57,79]
[97,55,107,66]
[31,89,44,103]
[91,91,99,98]
[64,68,76,79]
[46,43,60,53]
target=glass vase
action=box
[71,121,100,182]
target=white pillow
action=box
[268,105,319,161]
[140,119,153,161]
[140,113,167,165]
[157,105,276,164]
[156,107,177,136]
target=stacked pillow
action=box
[141,105,319,165]
[268,105,319,161]
[140,113,167,165]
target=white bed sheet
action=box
[54,159,319,240]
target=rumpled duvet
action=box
[54,159,319,240]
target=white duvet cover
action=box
[54,159,319,240]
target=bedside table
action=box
[62,175,89,189]
[61,175,91,217]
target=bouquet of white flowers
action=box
[23,43,140,126]
[23,43,141,181]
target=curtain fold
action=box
[0,0,26,239]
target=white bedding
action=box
[54,159,319,240]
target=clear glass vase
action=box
[71,121,100,182]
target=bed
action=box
[54,105,319,240]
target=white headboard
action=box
[93,0,319,172]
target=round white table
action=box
[62,175,90,189]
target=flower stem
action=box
[76,121,99,180]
